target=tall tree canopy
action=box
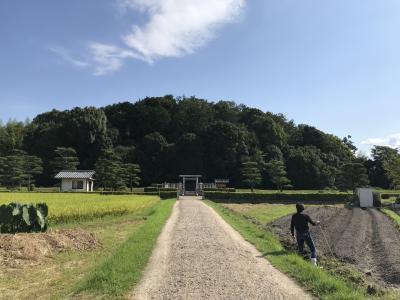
[0,95,386,189]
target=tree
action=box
[0,155,25,188]
[0,150,42,189]
[241,161,262,192]
[25,155,43,190]
[383,152,400,189]
[286,146,332,189]
[50,147,79,175]
[369,146,397,188]
[123,163,141,192]
[0,120,27,156]
[337,161,369,193]
[0,95,367,189]
[266,160,291,191]
[95,150,125,191]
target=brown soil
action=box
[0,229,100,268]
[271,206,400,287]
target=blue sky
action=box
[1,0,399,154]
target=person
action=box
[290,203,320,266]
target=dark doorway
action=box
[185,180,196,191]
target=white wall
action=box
[61,179,88,192]
[357,188,374,208]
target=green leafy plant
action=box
[0,202,48,233]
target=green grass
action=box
[205,200,376,300]
[0,192,160,224]
[235,189,351,194]
[382,208,400,228]
[75,199,175,299]
[222,203,296,224]
[0,198,171,299]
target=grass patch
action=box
[205,200,375,300]
[0,192,159,224]
[222,203,296,224]
[235,189,351,194]
[75,199,175,299]
[382,208,400,229]
[1,214,146,299]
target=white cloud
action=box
[51,0,245,75]
[361,133,400,149]
[121,0,246,63]
[48,46,89,68]
[89,43,141,76]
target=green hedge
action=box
[99,191,176,199]
[381,193,400,199]
[144,187,177,192]
[204,191,352,204]
[203,188,236,192]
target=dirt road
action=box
[131,199,312,300]
[272,207,400,287]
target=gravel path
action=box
[131,198,312,300]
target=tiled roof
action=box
[55,170,95,179]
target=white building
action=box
[55,170,95,192]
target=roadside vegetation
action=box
[0,193,175,299]
[0,193,159,224]
[75,199,175,298]
[206,201,399,300]
[382,208,400,228]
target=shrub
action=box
[99,190,176,200]
[380,193,400,200]
[0,202,48,233]
[203,188,236,192]
[373,193,382,207]
[204,191,351,204]
[144,187,177,192]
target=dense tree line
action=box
[0,96,399,190]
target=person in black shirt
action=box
[290,203,320,265]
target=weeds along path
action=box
[131,199,312,300]
[272,207,400,287]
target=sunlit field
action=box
[0,193,160,224]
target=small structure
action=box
[178,175,203,197]
[55,170,95,192]
[357,187,374,208]
[214,179,229,188]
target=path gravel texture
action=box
[131,198,312,300]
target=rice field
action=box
[0,193,160,224]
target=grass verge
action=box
[382,208,400,229]
[75,199,175,299]
[205,200,375,300]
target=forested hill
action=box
[2,95,396,189]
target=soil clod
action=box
[0,229,100,268]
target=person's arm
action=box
[306,215,319,226]
[290,215,295,236]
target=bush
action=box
[0,202,48,233]
[144,187,177,192]
[99,190,176,200]
[204,191,351,204]
[380,193,400,200]
[203,188,236,192]
[159,191,177,199]
[373,193,382,207]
